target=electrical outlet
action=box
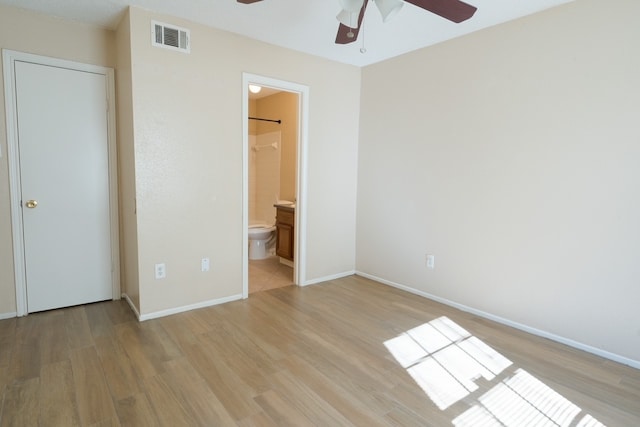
[426,254,435,270]
[155,263,166,279]
[201,258,210,272]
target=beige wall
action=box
[115,10,140,311]
[357,0,640,363]
[248,99,257,135]
[0,4,359,318]
[127,7,360,315]
[255,92,298,202]
[0,5,116,316]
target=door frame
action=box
[242,73,309,298]
[2,49,120,316]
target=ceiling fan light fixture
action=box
[339,0,365,13]
[374,0,404,23]
[336,9,360,28]
[248,84,262,94]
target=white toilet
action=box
[248,223,276,260]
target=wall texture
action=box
[0,5,116,316]
[115,9,140,311]
[357,0,640,363]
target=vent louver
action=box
[151,21,190,53]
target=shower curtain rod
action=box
[249,116,282,124]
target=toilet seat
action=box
[249,223,275,229]
[248,223,275,234]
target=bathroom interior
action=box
[247,85,299,294]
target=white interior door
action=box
[15,60,113,313]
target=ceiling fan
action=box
[236,0,477,44]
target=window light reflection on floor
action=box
[384,316,606,427]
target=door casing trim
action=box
[2,49,120,316]
[241,73,310,298]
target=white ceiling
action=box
[0,0,573,67]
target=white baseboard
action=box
[0,311,17,320]
[302,270,355,286]
[356,271,640,370]
[137,294,243,322]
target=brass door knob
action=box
[25,200,38,209]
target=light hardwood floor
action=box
[0,275,638,426]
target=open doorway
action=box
[242,74,309,298]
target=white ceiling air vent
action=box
[152,21,190,53]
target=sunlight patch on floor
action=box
[384,316,606,426]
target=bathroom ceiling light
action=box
[249,84,262,94]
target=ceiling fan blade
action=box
[404,0,477,23]
[237,0,263,4]
[335,0,369,44]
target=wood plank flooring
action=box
[0,275,638,426]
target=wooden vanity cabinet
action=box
[275,206,294,261]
